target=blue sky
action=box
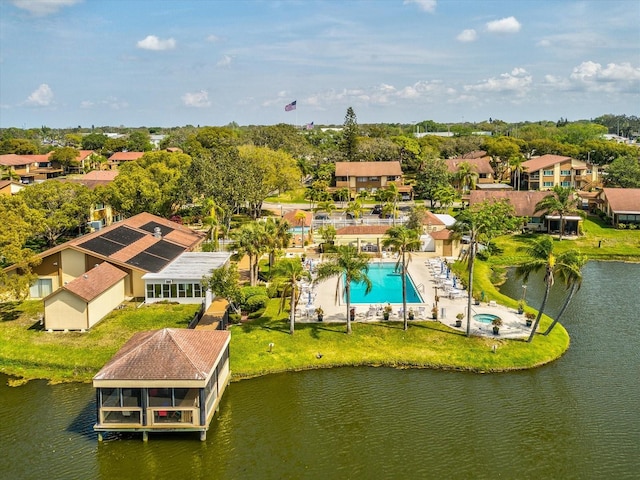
[1,0,638,128]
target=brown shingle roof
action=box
[420,210,446,226]
[429,229,452,240]
[469,190,550,217]
[108,152,145,161]
[461,150,488,159]
[0,154,34,166]
[521,154,572,171]
[93,328,230,381]
[61,262,127,302]
[601,188,640,213]
[335,161,403,177]
[335,225,390,235]
[445,157,494,175]
[283,209,312,227]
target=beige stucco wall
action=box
[44,290,87,330]
[61,249,87,285]
[87,279,125,328]
[130,270,145,298]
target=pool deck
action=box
[298,252,532,340]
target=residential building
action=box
[5,212,205,301]
[597,188,640,227]
[0,153,63,183]
[107,151,145,169]
[333,161,412,200]
[0,179,26,196]
[521,154,601,191]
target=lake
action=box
[1,261,639,479]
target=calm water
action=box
[1,262,639,479]
[348,262,422,304]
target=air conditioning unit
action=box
[89,221,102,231]
[164,279,172,284]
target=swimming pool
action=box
[474,313,501,324]
[288,226,310,234]
[347,263,423,304]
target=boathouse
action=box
[93,328,230,441]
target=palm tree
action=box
[346,199,364,222]
[294,210,307,247]
[230,221,268,286]
[534,185,582,241]
[382,226,421,330]
[542,251,587,336]
[317,200,337,217]
[202,198,222,250]
[264,218,292,274]
[509,155,526,191]
[456,161,478,194]
[315,245,372,334]
[516,235,556,343]
[272,258,311,335]
[336,187,351,208]
[451,199,521,337]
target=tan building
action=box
[521,154,601,191]
[597,188,640,227]
[469,190,551,232]
[43,262,127,331]
[0,153,63,184]
[65,170,121,229]
[7,212,205,300]
[333,161,412,200]
[445,155,496,188]
[93,328,231,441]
[107,151,145,169]
[0,179,26,196]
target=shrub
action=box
[241,285,268,302]
[244,294,269,312]
[618,223,627,229]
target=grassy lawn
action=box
[229,299,568,378]
[491,216,640,265]
[0,301,199,385]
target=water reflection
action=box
[2,262,639,480]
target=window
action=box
[178,284,187,298]
[543,181,554,187]
[560,170,571,176]
[154,284,162,298]
[357,176,367,183]
[162,284,171,298]
[368,176,379,181]
[194,284,202,297]
[146,284,155,298]
[479,173,488,179]
[543,170,554,176]
[561,181,571,187]
[30,278,52,298]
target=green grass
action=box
[0,301,199,384]
[228,299,569,378]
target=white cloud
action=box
[216,55,232,67]
[10,0,82,16]
[182,90,211,108]
[206,34,220,42]
[486,16,521,34]
[403,0,436,13]
[566,61,640,93]
[457,29,477,42]
[464,68,532,95]
[25,84,54,106]
[80,97,128,110]
[136,35,176,51]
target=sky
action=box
[0,0,639,129]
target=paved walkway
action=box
[298,251,532,340]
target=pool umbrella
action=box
[440,262,444,274]
[307,290,312,305]
[446,268,450,279]
[453,276,457,289]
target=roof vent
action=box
[153,226,162,239]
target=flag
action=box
[306,122,314,130]
[285,100,296,112]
